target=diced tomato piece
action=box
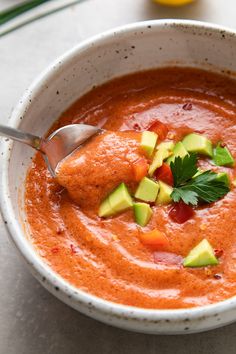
[133,158,149,181]
[148,120,169,140]
[154,163,174,186]
[169,201,195,224]
[139,230,169,250]
[153,251,183,266]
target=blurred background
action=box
[1,1,236,354]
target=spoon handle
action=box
[0,125,41,150]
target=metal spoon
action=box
[0,124,101,176]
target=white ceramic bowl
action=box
[1,19,236,335]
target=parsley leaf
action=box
[170,155,230,206]
[170,154,198,187]
[171,188,199,205]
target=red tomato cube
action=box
[169,201,195,224]
[154,163,174,186]
[148,120,169,140]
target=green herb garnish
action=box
[171,153,198,186]
[170,155,229,206]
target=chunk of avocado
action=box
[133,202,153,227]
[109,183,133,213]
[183,239,218,267]
[157,141,175,151]
[141,131,158,157]
[216,172,230,187]
[182,133,213,157]
[213,143,234,167]
[98,183,133,217]
[167,142,189,164]
[135,177,159,202]
[98,198,115,217]
[148,144,173,176]
[156,181,173,205]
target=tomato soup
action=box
[25,68,236,309]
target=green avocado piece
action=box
[98,183,133,217]
[216,172,230,187]
[213,143,234,167]
[98,198,115,217]
[148,144,173,176]
[156,181,173,205]
[182,133,213,157]
[157,141,175,151]
[133,202,153,227]
[135,177,159,202]
[109,183,133,213]
[167,142,189,164]
[141,131,158,157]
[183,239,218,267]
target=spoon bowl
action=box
[0,124,101,176]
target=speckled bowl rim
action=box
[2,19,236,328]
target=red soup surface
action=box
[25,68,236,309]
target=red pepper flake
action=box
[220,142,227,148]
[51,247,59,254]
[56,227,64,235]
[182,103,192,111]
[133,123,141,131]
[70,244,78,254]
[213,273,222,280]
[214,249,224,258]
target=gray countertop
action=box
[1,0,236,352]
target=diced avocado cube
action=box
[109,183,133,213]
[149,145,172,176]
[98,198,114,217]
[183,239,218,267]
[98,183,133,217]
[141,131,158,157]
[213,143,234,167]
[216,172,230,187]
[133,202,153,227]
[182,133,213,157]
[167,142,189,164]
[135,177,159,202]
[156,141,175,151]
[156,181,173,204]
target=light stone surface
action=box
[0,0,236,353]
